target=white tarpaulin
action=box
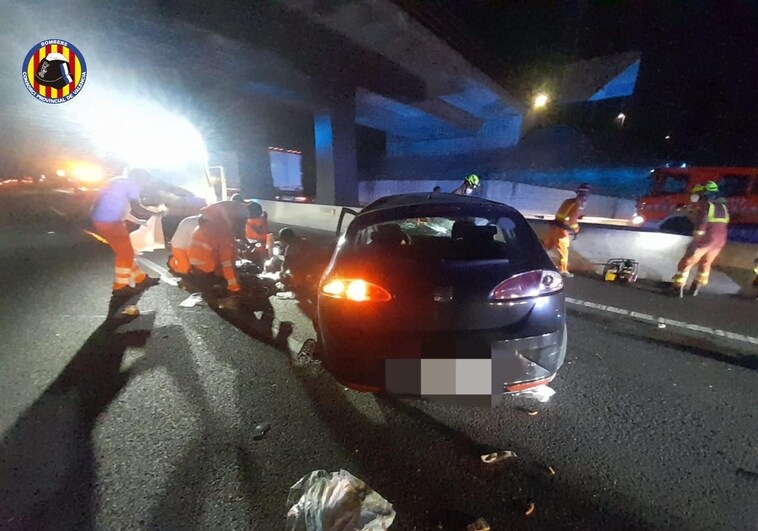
[129,214,165,254]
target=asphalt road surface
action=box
[1,191,756,530]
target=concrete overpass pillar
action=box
[313,84,358,206]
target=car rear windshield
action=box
[350,213,540,262]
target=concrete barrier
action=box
[359,179,637,221]
[256,199,344,234]
[254,197,757,292]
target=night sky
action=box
[396,0,758,164]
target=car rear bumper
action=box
[320,325,566,400]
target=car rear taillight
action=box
[321,279,392,302]
[490,270,563,301]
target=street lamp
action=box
[533,93,549,109]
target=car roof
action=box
[361,193,510,213]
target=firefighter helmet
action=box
[576,183,591,195]
[690,184,705,194]
[246,201,263,218]
[703,181,719,193]
[35,52,73,90]
[465,174,480,188]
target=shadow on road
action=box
[293,369,678,530]
[125,324,265,530]
[0,302,155,531]
[177,274,295,354]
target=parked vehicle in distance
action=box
[316,193,567,402]
[633,166,758,242]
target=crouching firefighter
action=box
[542,183,591,278]
[187,216,241,295]
[671,181,730,297]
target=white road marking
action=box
[136,256,179,286]
[565,297,758,346]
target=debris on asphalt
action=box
[547,466,556,476]
[514,385,556,403]
[122,305,140,317]
[252,422,271,441]
[286,469,395,531]
[465,517,491,530]
[295,339,319,367]
[481,450,517,464]
[179,293,204,308]
[218,295,239,310]
[527,409,539,416]
[277,291,297,300]
[657,322,667,329]
[525,502,536,516]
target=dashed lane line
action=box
[565,297,758,346]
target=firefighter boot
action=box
[671,272,687,298]
[689,281,701,297]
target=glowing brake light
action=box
[321,279,392,302]
[490,270,563,301]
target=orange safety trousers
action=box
[168,248,190,274]
[93,221,146,291]
[188,223,241,292]
[542,225,571,273]
[673,238,727,287]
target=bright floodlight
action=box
[534,93,549,109]
[55,169,66,177]
[72,164,104,183]
[67,87,214,203]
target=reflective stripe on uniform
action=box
[190,258,207,266]
[707,203,729,223]
[221,261,233,268]
[195,241,214,251]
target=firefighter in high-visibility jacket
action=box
[187,196,255,294]
[244,200,272,264]
[671,181,730,297]
[188,217,241,293]
[542,183,591,278]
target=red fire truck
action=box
[633,166,758,243]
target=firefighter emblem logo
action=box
[22,39,87,104]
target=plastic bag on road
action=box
[286,469,395,531]
[179,293,205,308]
